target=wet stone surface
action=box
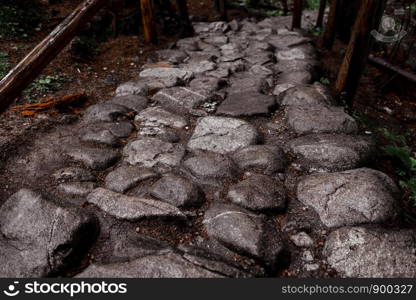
[0,16,405,279]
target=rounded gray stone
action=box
[287,134,375,172]
[285,104,358,135]
[0,189,98,277]
[324,226,416,278]
[203,203,283,266]
[227,174,286,212]
[107,95,148,112]
[115,81,149,97]
[183,152,237,186]
[149,175,203,207]
[105,166,158,193]
[278,83,334,106]
[187,116,259,154]
[123,137,185,170]
[82,103,130,123]
[67,148,121,171]
[232,145,287,174]
[297,168,399,228]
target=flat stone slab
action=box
[297,168,399,228]
[287,134,375,172]
[227,174,286,212]
[123,137,185,170]
[187,116,259,154]
[140,67,193,83]
[80,127,121,147]
[67,147,121,171]
[105,166,158,193]
[203,203,283,266]
[189,76,225,95]
[324,227,416,277]
[135,107,188,129]
[82,103,130,123]
[285,104,358,135]
[277,71,312,85]
[232,145,287,174]
[107,95,148,112]
[138,126,180,143]
[153,87,209,113]
[216,92,276,117]
[278,84,333,106]
[87,188,186,221]
[0,189,98,277]
[183,152,237,186]
[77,251,247,278]
[115,81,149,97]
[149,175,202,207]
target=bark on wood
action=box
[140,0,157,44]
[322,0,339,49]
[292,0,303,29]
[316,0,326,28]
[175,0,194,36]
[369,55,416,84]
[219,0,228,21]
[334,0,387,105]
[0,0,109,114]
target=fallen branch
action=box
[368,55,416,84]
[11,92,87,115]
[0,0,109,114]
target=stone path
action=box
[1,17,415,278]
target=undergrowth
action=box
[353,112,416,207]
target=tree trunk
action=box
[322,0,339,49]
[140,0,157,44]
[0,0,109,114]
[334,0,387,106]
[316,0,326,28]
[175,0,193,37]
[292,0,303,29]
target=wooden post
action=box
[0,0,109,115]
[334,0,387,105]
[281,0,289,15]
[292,0,303,29]
[322,0,339,49]
[316,0,327,28]
[175,0,194,37]
[140,0,157,44]
[219,0,228,21]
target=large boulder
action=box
[297,168,399,228]
[287,134,375,172]
[187,116,259,154]
[285,104,358,135]
[227,174,286,212]
[324,226,416,277]
[203,203,284,267]
[0,189,98,277]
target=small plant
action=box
[23,74,68,103]
[0,1,43,39]
[0,52,10,79]
[319,76,330,85]
[353,112,416,206]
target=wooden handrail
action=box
[0,0,109,114]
